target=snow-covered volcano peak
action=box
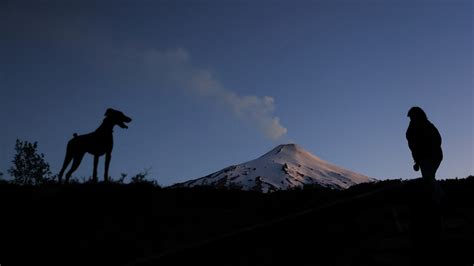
[260,143,321,160]
[176,144,374,192]
[261,143,301,156]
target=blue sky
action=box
[0,0,472,185]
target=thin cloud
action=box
[127,48,288,140]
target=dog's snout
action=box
[125,117,132,123]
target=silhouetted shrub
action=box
[8,139,52,185]
[106,173,128,184]
[130,169,159,187]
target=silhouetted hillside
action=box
[0,177,473,266]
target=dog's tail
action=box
[73,133,78,138]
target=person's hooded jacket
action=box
[406,107,443,165]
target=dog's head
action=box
[105,108,132,129]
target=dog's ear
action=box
[105,108,114,117]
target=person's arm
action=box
[406,126,421,170]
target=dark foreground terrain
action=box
[1,177,473,266]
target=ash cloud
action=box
[139,48,288,140]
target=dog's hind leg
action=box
[65,153,85,183]
[92,155,99,183]
[58,150,73,183]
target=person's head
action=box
[407,106,428,122]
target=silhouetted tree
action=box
[0,171,5,184]
[8,139,52,185]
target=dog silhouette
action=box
[58,108,132,183]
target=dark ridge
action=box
[0,176,472,266]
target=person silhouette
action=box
[406,106,445,265]
[406,106,444,201]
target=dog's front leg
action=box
[93,155,99,183]
[104,152,111,182]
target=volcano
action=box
[176,144,374,192]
